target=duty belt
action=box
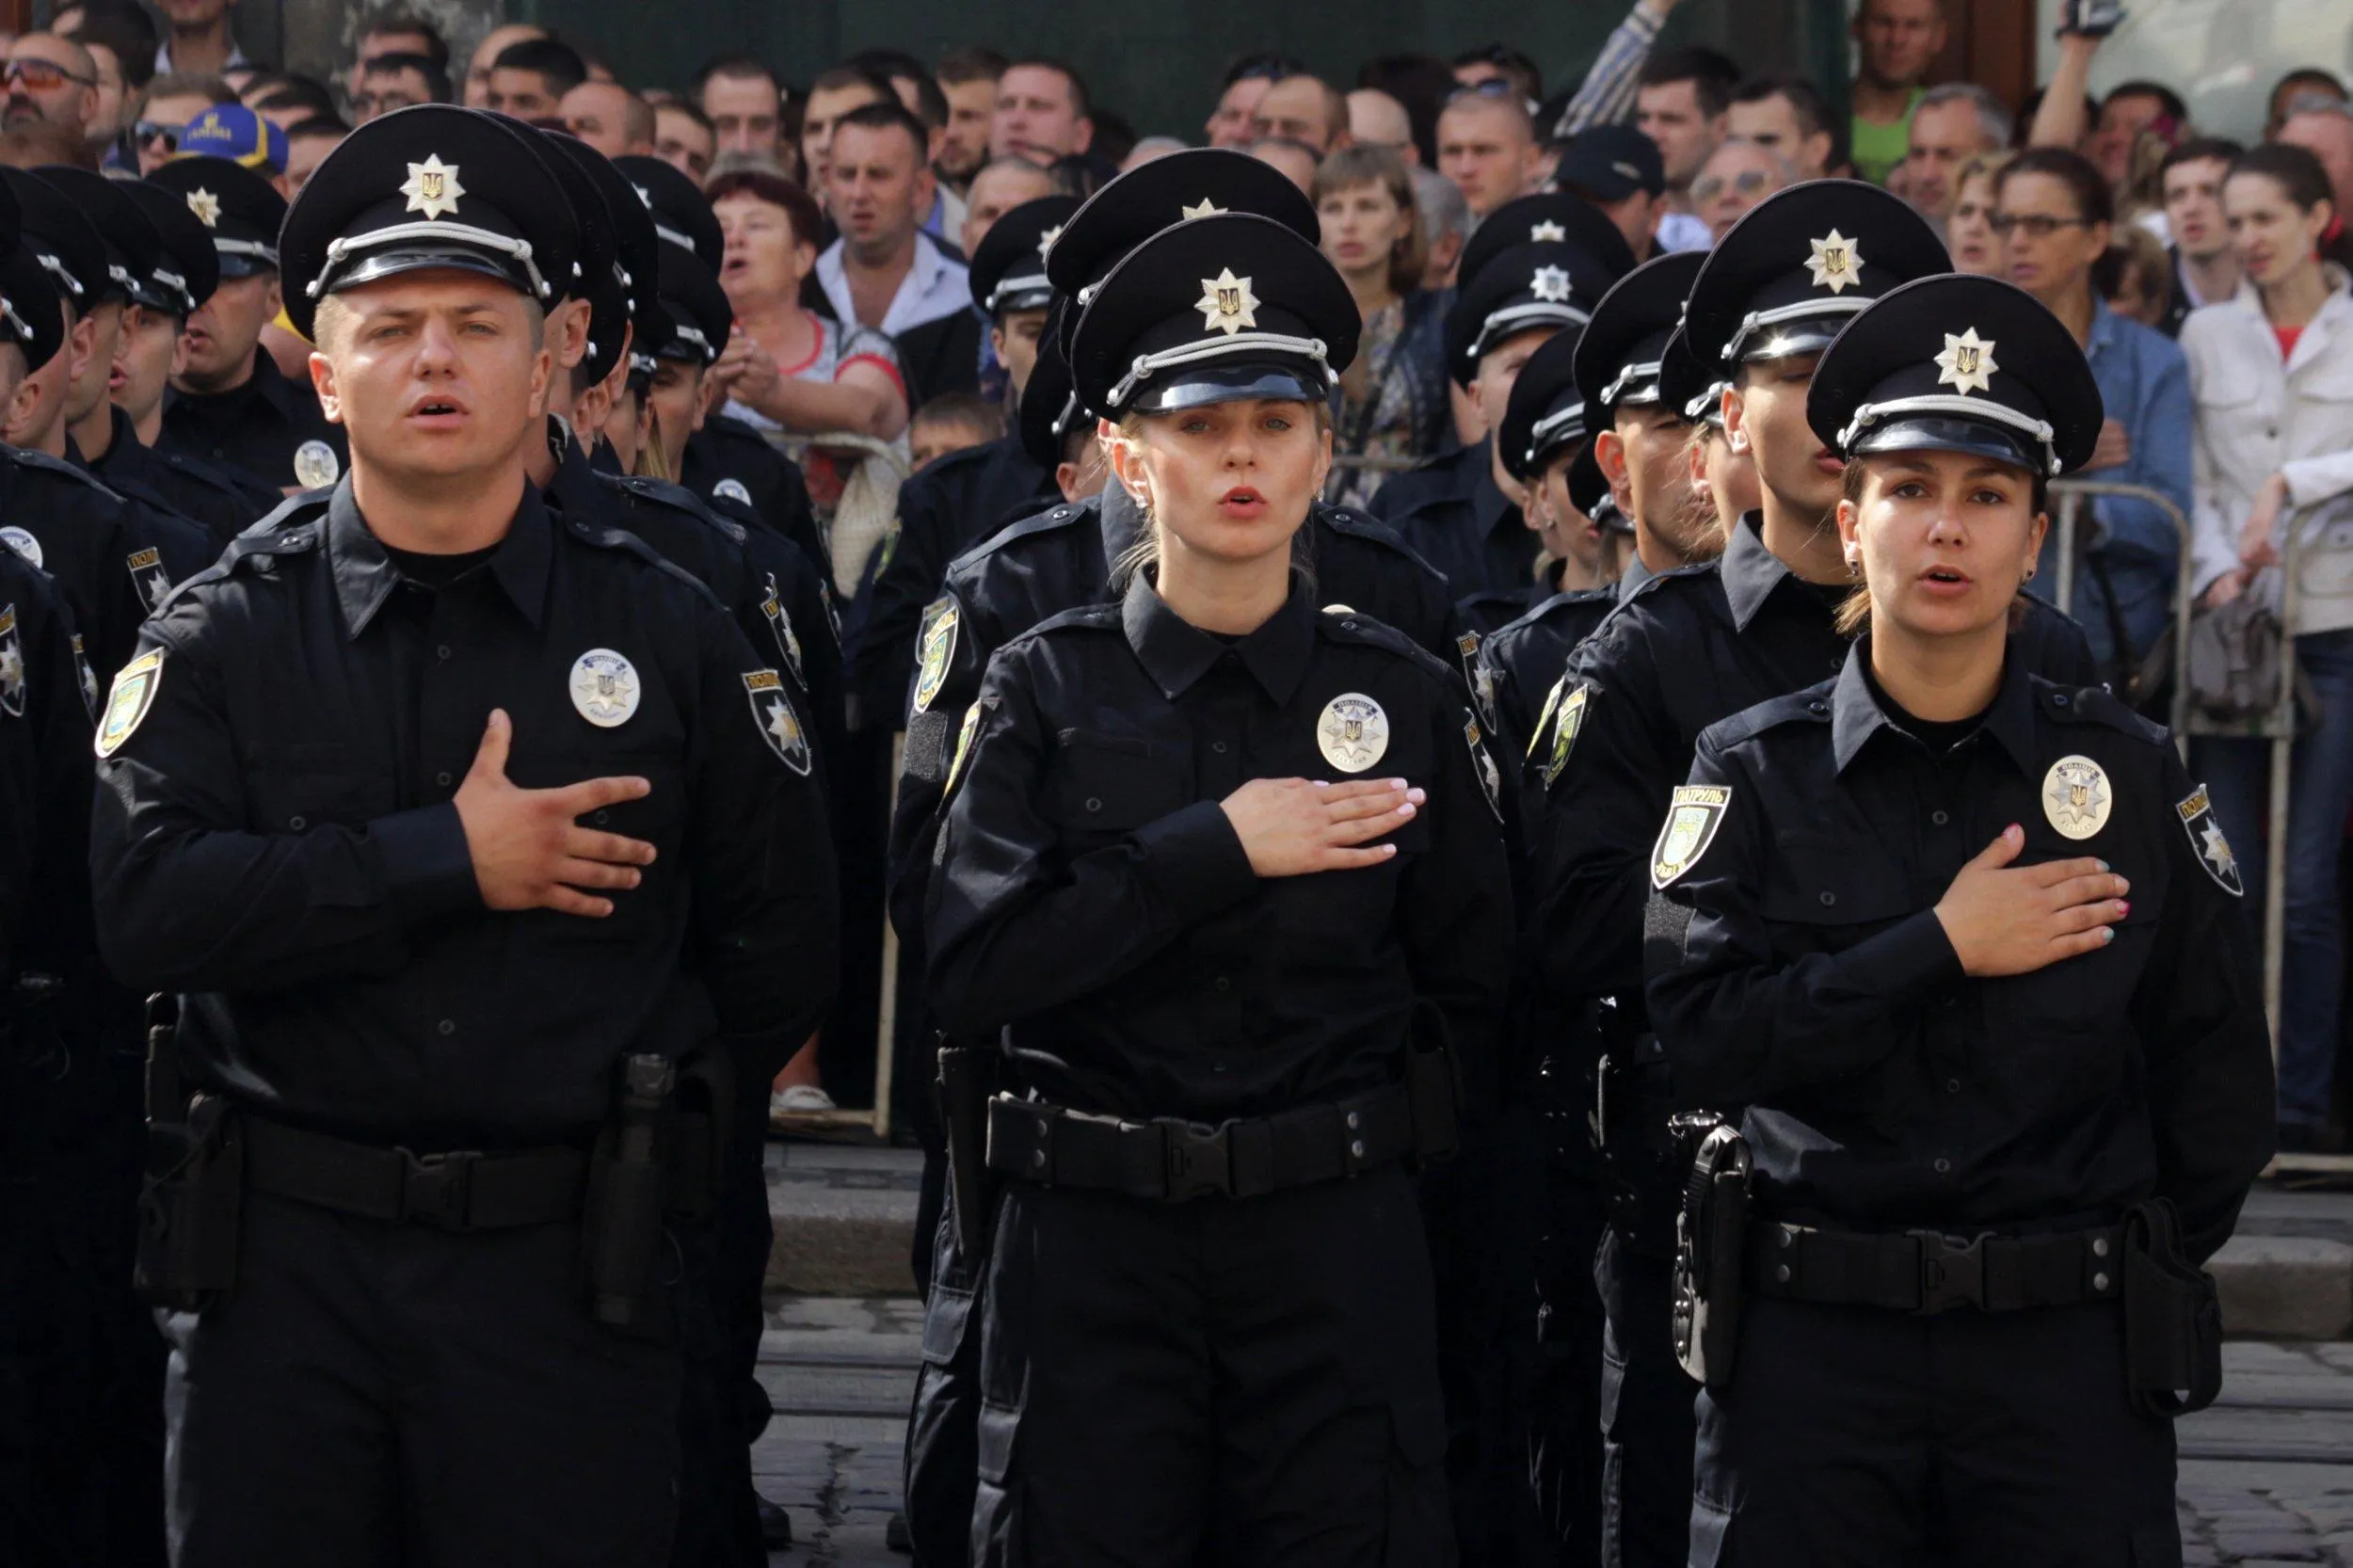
[1748,1220,2126,1314]
[985,1080,1429,1202]
[243,1114,588,1231]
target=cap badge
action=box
[185,187,220,228]
[1317,692,1390,773]
[2041,754,2112,840]
[569,648,641,728]
[1196,267,1259,336]
[401,155,465,221]
[1036,223,1064,259]
[1529,219,1567,242]
[1530,264,1574,304]
[1935,328,1997,397]
[1180,199,1226,220]
[1805,230,1863,294]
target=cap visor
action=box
[214,253,273,279]
[1849,416,2043,476]
[326,248,532,299]
[1738,322,1841,363]
[1128,361,1324,412]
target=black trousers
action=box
[167,1190,680,1568]
[1529,1163,1609,1568]
[971,1168,1451,1568]
[903,1202,982,1568]
[1595,1225,1697,1568]
[1690,1296,2178,1566]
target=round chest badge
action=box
[1,526,40,568]
[293,439,341,488]
[713,477,753,506]
[2041,753,2112,840]
[1317,692,1389,774]
[569,648,641,728]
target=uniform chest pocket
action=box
[245,741,388,832]
[531,745,689,856]
[1756,845,1917,943]
[1042,729,1191,833]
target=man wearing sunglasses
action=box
[133,71,232,175]
[5,34,102,159]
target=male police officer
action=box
[89,104,839,1564]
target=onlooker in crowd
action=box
[1453,43,1540,105]
[354,10,446,72]
[1205,54,1303,150]
[2182,143,2353,1152]
[2277,102,2353,267]
[2266,69,2347,140]
[1348,88,1417,164]
[1726,74,1835,181]
[6,34,102,164]
[281,112,343,200]
[1316,144,1449,510]
[2087,81,2187,192]
[1902,82,2011,223]
[908,390,1002,470]
[1253,72,1350,155]
[935,47,1005,192]
[1849,0,1945,184]
[1634,46,1736,250]
[960,154,1058,257]
[801,65,891,202]
[1436,88,1538,218]
[696,55,790,168]
[819,103,970,336]
[1548,0,1692,142]
[1945,148,2012,274]
[484,37,584,120]
[562,77,653,158]
[247,72,335,129]
[350,52,444,122]
[1357,52,1451,161]
[154,0,247,79]
[990,57,1091,166]
[653,97,716,180]
[1998,147,2193,676]
[1555,123,1671,262]
[1412,164,1470,288]
[177,94,281,176]
[2160,137,2246,334]
[135,70,231,172]
[1249,136,1319,196]
[1692,138,1791,241]
[851,50,967,244]
[1121,135,1184,169]
[54,0,148,168]
[460,23,545,108]
[2102,223,2174,328]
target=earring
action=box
[2024,564,2038,582]
[1845,556,1861,579]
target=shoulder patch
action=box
[1465,713,1503,822]
[912,597,959,714]
[95,647,163,758]
[759,573,806,686]
[944,699,984,799]
[1700,688,1833,755]
[2175,783,2243,897]
[1543,681,1591,787]
[744,668,813,776]
[0,604,23,717]
[1319,607,1455,688]
[1651,784,1732,889]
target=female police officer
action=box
[1644,273,2275,1564]
[925,209,1513,1565]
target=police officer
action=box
[1646,272,2275,1563]
[1533,181,2099,1568]
[88,104,839,1564]
[1575,251,1719,595]
[1369,194,1631,600]
[926,207,1510,1565]
[145,154,348,495]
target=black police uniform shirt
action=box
[1644,644,2275,1263]
[849,432,1055,728]
[890,488,1464,928]
[926,572,1513,1126]
[155,347,348,496]
[1367,436,1536,600]
[79,404,282,546]
[680,413,830,582]
[1536,514,2099,1011]
[0,445,215,684]
[1474,582,1617,848]
[88,480,840,1149]
[0,549,96,978]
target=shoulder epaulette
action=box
[1700,683,1835,752]
[1321,604,1459,689]
[2036,679,2169,744]
[561,512,729,610]
[9,445,122,499]
[158,504,326,610]
[603,472,750,544]
[957,500,1090,570]
[238,490,332,537]
[1008,600,1123,648]
[1485,585,1616,654]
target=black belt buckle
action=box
[1910,1229,1985,1313]
[1156,1120,1231,1200]
[398,1147,478,1229]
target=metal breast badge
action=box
[1317,692,1389,773]
[2041,754,2111,840]
[569,648,641,728]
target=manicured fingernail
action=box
[2101,926,2115,941]
[2096,860,2109,872]
[1382,843,1397,855]
[1398,802,1416,816]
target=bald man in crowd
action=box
[1349,88,1418,164]
[562,78,653,157]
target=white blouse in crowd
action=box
[2183,268,2353,634]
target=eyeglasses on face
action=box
[1692,168,1774,202]
[133,120,183,151]
[6,58,95,90]
[1987,213,2091,238]
[1445,78,1522,105]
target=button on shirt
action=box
[926,573,1512,1125]
[1643,643,2274,1262]
[816,232,973,339]
[89,481,840,1148]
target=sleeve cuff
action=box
[1854,909,1965,1005]
[374,803,483,923]
[1131,799,1259,923]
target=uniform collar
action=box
[1618,553,1654,603]
[1120,567,1316,704]
[1831,636,2042,776]
[1720,511,1796,631]
[328,475,553,637]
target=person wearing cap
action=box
[1577,250,1721,600]
[924,206,1508,1565]
[1371,192,1631,600]
[1657,320,1762,552]
[88,104,839,1563]
[1647,272,2272,1563]
[147,153,349,495]
[173,98,287,182]
[1532,183,2097,1568]
[1556,123,1675,264]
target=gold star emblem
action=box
[400,154,465,221]
[1196,267,1258,335]
[1805,230,1863,294]
[1934,328,1997,397]
[1180,199,1226,220]
[184,187,220,228]
[1529,219,1567,242]
[1036,223,1064,258]
[1530,264,1573,303]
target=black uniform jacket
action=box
[81,406,281,545]
[1536,514,2099,1010]
[0,551,93,977]
[89,480,840,1149]
[925,572,1513,1126]
[1644,644,2274,1263]
[156,349,347,495]
[1367,436,1536,600]
[680,414,829,585]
